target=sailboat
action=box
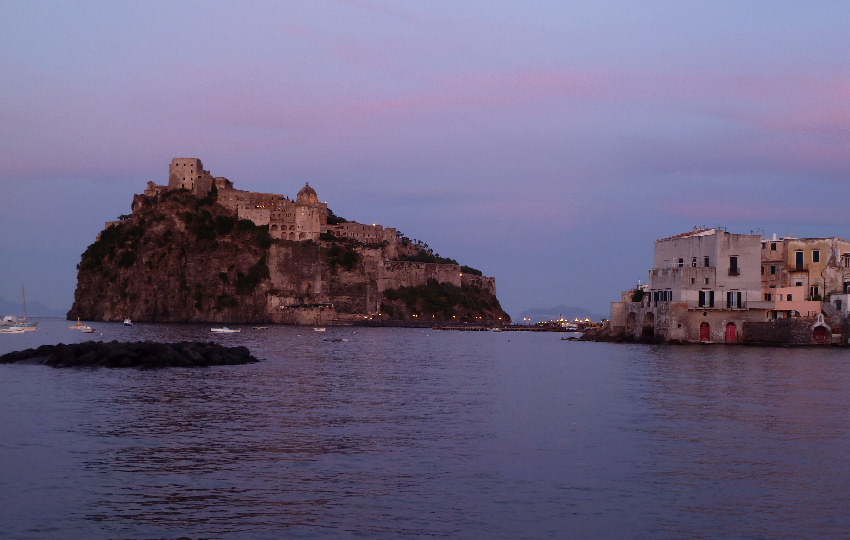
[10,284,37,332]
[69,317,93,332]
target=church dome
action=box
[296,182,318,204]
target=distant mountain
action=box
[0,297,67,318]
[518,305,605,324]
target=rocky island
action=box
[69,158,510,326]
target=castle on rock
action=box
[140,157,397,246]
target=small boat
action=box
[81,327,95,334]
[252,326,270,330]
[123,318,133,326]
[68,317,93,334]
[313,327,326,332]
[0,327,26,334]
[8,284,38,331]
[211,327,241,333]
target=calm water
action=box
[1,319,849,539]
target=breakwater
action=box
[0,340,259,368]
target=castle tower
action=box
[168,157,214,197]
[294,182,327,241]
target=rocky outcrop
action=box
[0,341,258,368]
[69,189,510,325]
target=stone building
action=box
[143,158,336,242]
[760,235,850,301]
[168,158,214,197]
[608,227,844,344]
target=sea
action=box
[2,318,849,539]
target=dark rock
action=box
[0,341,260,369]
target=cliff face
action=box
[69,189,510,325]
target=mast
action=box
[22,283,27,322]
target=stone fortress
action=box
[141,157,398,248]
[101,157,504,325]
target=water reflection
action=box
[2,322,850,538]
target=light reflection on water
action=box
[1,320,850,538]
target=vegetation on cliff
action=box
[381,278,509,324]
[70,189,272,323]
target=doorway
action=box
[699,322,711,342]
[724,322,737,343]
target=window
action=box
[765,293,772,301]
[727,292,734,308]
[837,299,843,311]
[737,292,742,308]
[795,251,804,271]
[787,294,792,301]
[771,243,776,251]
[704,278,710,285]
[678,258,684,267]
[770,265,776,275]
[704,257,710,267]
[691,277,695,285]
[692,257,697,267]
[810,286,820,300]
[812,250,820,263]
[709,291,715,308]
[699,291,705,307]
[729,256,739,275]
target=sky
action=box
[2,1,850,319]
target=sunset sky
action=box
[2,1,849,318]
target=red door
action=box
[812,326,829,344]
[699,322,711,342]
[725,323,737,343]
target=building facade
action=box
[609,228,845,344]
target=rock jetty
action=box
[0,341,259,368]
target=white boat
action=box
[9,324,38,332]
[0,327,26,334]
[8,284,38,331]
[313,327,326,332]
[123,318,133,326]
[211,327,241,333]
[81,327,95,333]
[68,317,92,334]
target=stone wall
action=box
[742,318,829,345]
[461,273,497,297]
[376,260,462,293]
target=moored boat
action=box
[123,318,133,326]
[0,326,26,334]
[211,327,241,333]
[7,284,38,331]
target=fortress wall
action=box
[331,222,387,243]
[376,261,463,293]
[238,206,271,226]
[461,273,496,296]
